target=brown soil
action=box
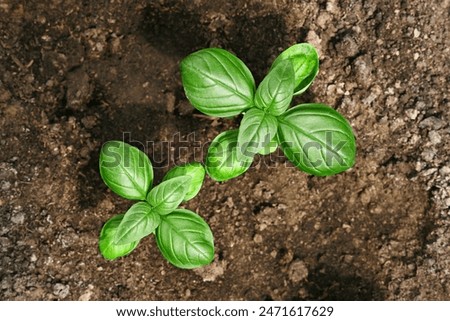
[1,0,449,300]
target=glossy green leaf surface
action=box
[181,48,255,117]
[277,104,356,176]
[254,60,295,116]
[115,202,161,245]
[258,135,278,155]
[237,108,278,160]
[156,209,214,269]
[99,214,139,260]
[99,141,153,200]
[205,129,253,182]
[271,43,319,95]
[163,162,205,201]
[147,176,192,215]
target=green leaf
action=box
[237,108,278,160]
[277,104,356,176]
[254,60,295,116]
[99,141,153,200]
[163,162,205,201]
[205,129,253,182]
[115,202,161,245]
[99,214,139,260]
[156,209,214,269]
[181,48,255,117]
[258,135,278,155]
[271,43,319,95]
[147,176,192,215]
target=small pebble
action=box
[419,116,444,130]
[11,212,25,224]
[428,131,442,145]
[225,197,234,208]
[288,260,309,283]
[439,166,450,176]
[79,286,94,301]
[405,109,419,120]
[421,168,437,176]
[421,149,436,162]
[53,283,70,299]
[165,92,176,113]
[1,181,11,191]
[253,234,263,243]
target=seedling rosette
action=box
[98,141,214,269]
[181,43,356,181]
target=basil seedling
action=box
[181,43,356,181]
[98,141,214,269]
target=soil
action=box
[1,0,449,300]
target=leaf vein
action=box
[279,120,345,161]
[186,65,251,103]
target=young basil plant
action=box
[181,43,356,180]
[98,141,213,269]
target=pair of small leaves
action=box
[99,209,214,269]
[98,141,213,268]
[206,104,355,181]
[114,174,193,246]
[147,175,193,215]
[238,103,356,176]
[99,141,205,203]
[182,43,355,181]
[162,162,205,201]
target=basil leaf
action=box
[156,209,214,269]
[99,214,139,260]
[99,141,153,200]
[163,162,205,201]
[115,202,161,245]
[258,135,278,155]
[277,104,356,176]
[205,129,253,182]
[146,176,192,215]
[254,60,295,116]
[237,108,278,160]
[181,48,255,117]
[271,43,319,96]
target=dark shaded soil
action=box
[1,0,449,300]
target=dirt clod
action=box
[53,284,70,299]
[65,69,93,111]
